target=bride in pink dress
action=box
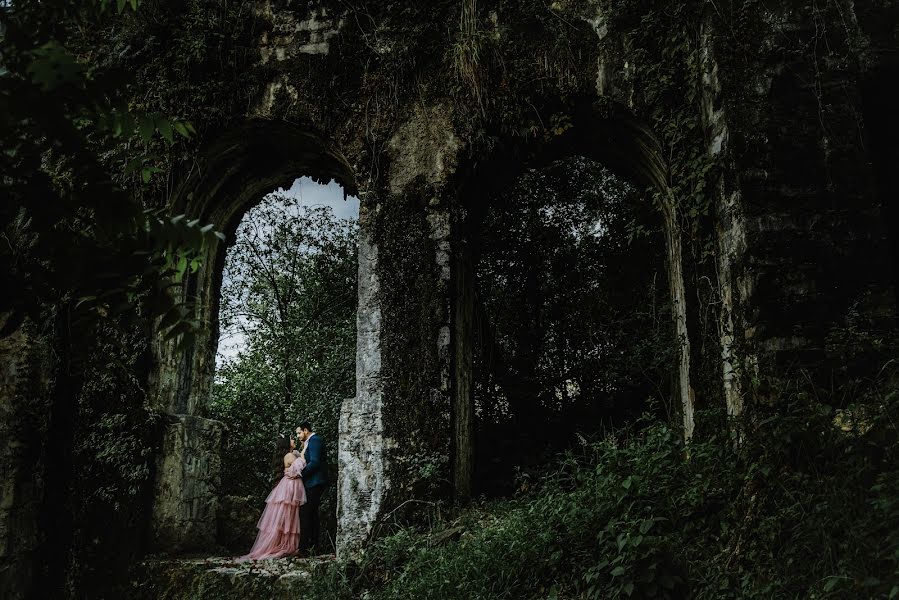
[239,435,307,560]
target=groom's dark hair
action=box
[298,421,312,432]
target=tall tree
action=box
[212,193,357,501]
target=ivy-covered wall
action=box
[703,0,899,401]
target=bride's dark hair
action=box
[271,435,292,482]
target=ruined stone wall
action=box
[151,416,224,552]
[148,0,466,555]
[148,0,899,555]
[4,3,898,593]
[704,0,899,401]
[572,0,898,411]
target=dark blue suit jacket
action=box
[301,434,328,489]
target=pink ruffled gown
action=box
[239,456,307,560]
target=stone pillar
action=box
[429,199,453,415]
[700,16,749,419]
[337,102,462,554]
[451,238,475,500]
[148,362,225,553]
[148,250,226,553]
[150,415,224,553]
[337,212,387,554]
[337,193,457,553]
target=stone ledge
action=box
[132,555,334,600]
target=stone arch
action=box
[148,119,359,552]
[449,99,696,498]
[458,101,668,196]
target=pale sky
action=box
[216,177,359,367]
[281,176,359,221]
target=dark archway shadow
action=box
[449,98,679,500]
[456,98,668,210]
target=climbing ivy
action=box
[371,191,452,502]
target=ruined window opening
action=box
[209,176,359,554]
[468,155,675,497]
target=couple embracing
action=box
[239,421,328,560]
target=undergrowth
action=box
[307,384,899,599]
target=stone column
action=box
[336,102,463,554]
[337,193,457,554]
[700,15,749,420]
[148,251,226,553]
[451,234,475,501]
[337,207,387,554]
[148,423,225,553]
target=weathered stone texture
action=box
[151,415,225,552]
[256,4,344,62]
[701,15,748,418]
[387,104,462,196]
[713,1,897,389]
[132,556,331,599]
[337,214,389,554]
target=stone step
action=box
[132,555,334,599]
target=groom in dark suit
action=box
[296,421,328,554]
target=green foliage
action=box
[472,156,676,492]
[67,317,163,595]
[450,0,493,116]
[295,323,899,599]
[476,156,674,422]
[75,318,160,504]
[446,0,600,142]
[305,372,899,599]
[1,0,219,345]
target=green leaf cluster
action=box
[1,0,217,343]
[306,378,899,599]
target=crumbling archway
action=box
[148,120,360,552]
[450,99,700,498]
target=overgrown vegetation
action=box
[1,1,224,596]
[1,0,222,339]
[370,189,451,502]
[5,0,897,598]
[304,351,899,599]
[69,320,161,596]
